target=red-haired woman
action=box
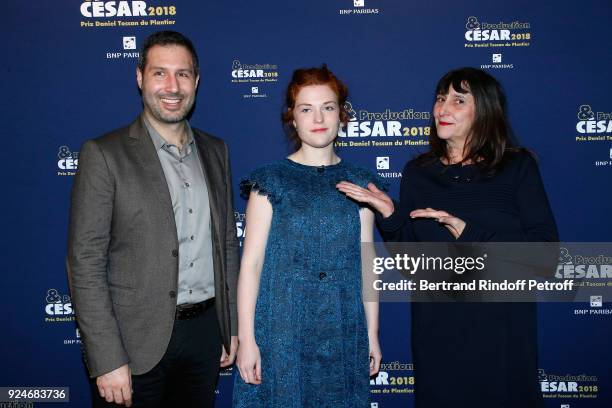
[232,65,383,407]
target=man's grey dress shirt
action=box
[145,117,215,306]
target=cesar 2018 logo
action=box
[80,1,148,18]
[45,289,74,316]
[576,104,612,134]
[555,247,612,279]
[230,60,279,83]
[464,16,531,43]
[231,60,263,79]
[337,100,430,138]
[58,146,79,170]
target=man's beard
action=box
[143,91,194,124]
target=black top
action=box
[377,150,558,407]
[378,150,558,243]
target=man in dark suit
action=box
[68,31,239,407]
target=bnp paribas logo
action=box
[376,156,389,170]
[107,35,139,59]
[590,295,602,308]
[339,0,380,15]
[123,36,136,50]
[376,156,402,179]
[479,53,514,70]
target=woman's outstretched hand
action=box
[336,182,395,218]
[410,208,466,239]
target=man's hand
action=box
[96,364,132,406]
[220,335,238,367]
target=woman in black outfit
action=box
[337,67,558,407]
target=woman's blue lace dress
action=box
[232,159,384,408]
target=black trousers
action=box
[90,303,222,408]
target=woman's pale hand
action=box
[336,182,394,218]
[410,208,466,239]
[236,339,262,384]
[369,336,382,376]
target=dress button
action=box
[188,209,193,214]
[185,182,190,187]
[319,272,327,280]
[190,235,195,240]
[171,249,178,257]
[169,291,176,298]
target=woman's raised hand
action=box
[410,208,466,239]
[336,182,395,218]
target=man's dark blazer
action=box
[67,115,239,378]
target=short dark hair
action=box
[137,31,199,76]
[281,64,349,151]
[425,67,518,174]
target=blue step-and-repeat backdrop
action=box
[3,1,611,407]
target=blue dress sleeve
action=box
[239,164,283,204]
